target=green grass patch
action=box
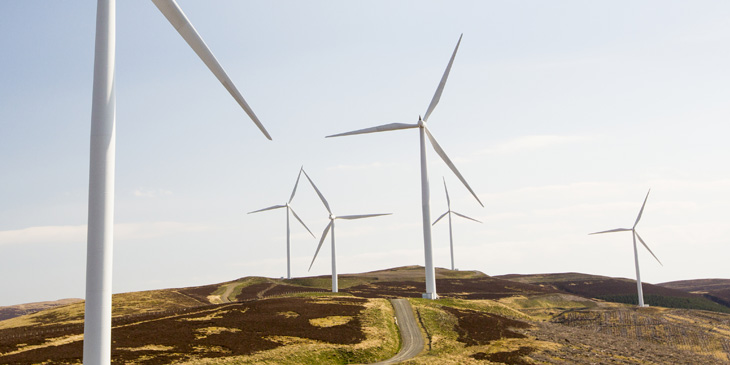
[503,294,598,310]
[411,297,531,321]
[229,277,273,299]
[211,277,271,298]
[436,269,487,279]
[274,292,355,299]
[407,297,550,363]
[499,294,599,321]
[0,302,86,329]
[409,300,461,357]
[1,288,210,329]
[111,290,205,316]
[284,276,375,290]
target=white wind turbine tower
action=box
[326,34,482,299]
[86,1,271,363]
[589,189,663,307]
[433,177,482,271]
[301,170,391,293]
[248,168,315,279]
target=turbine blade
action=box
[301,169,332,214]
[452,211,482,223]
[289,167,304,204]
[423,34,463,122]
[337,213,392,220]
[588,228,632,235]
[635,231,663,266]
[309,222,333,271]
[248,204,286,214]
[289,206,315,238]
[424,127,483,207]
[432,211,449,226]
[151,0,272,140]
[634,189,651,228]
[326,123,418,138]
[443,177,451,209]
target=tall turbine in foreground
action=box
[248,168,315,279]
[326,34,482,299]
[86,1,271,363]
[302,170,390,293]
[589,190,663,307]
[433,178,482,271]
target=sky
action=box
[1,1,729,307]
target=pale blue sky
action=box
[1,1,730,306]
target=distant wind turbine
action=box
[326,34,482,299]
[433,177,482,271]
[301,170,391,293]
[85,1,271,363]
[589,189,663,307]
[248,168,315,280]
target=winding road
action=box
[374,299,425,364]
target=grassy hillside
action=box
[0,266,483,326]
[498,273,730,314]
[405,295,728,364]
[3,267,730,364]
[0,299,82,322]
[0,296,398,364]
[0,289,208,330]
[660,278,730,308]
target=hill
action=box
[178,266,554,304]
[2,267,730,364]
[0,299,83,321]
[497,272,730,313]
[660,278,730,307]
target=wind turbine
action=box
[433,177,482,271]
[326,34,482,299]
[85,1,271,363]
[589,189,663,307]
[301,170,391,293]
[248,168,315,279]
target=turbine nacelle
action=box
[588,190,661,266]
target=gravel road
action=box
[373,299,424,364]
